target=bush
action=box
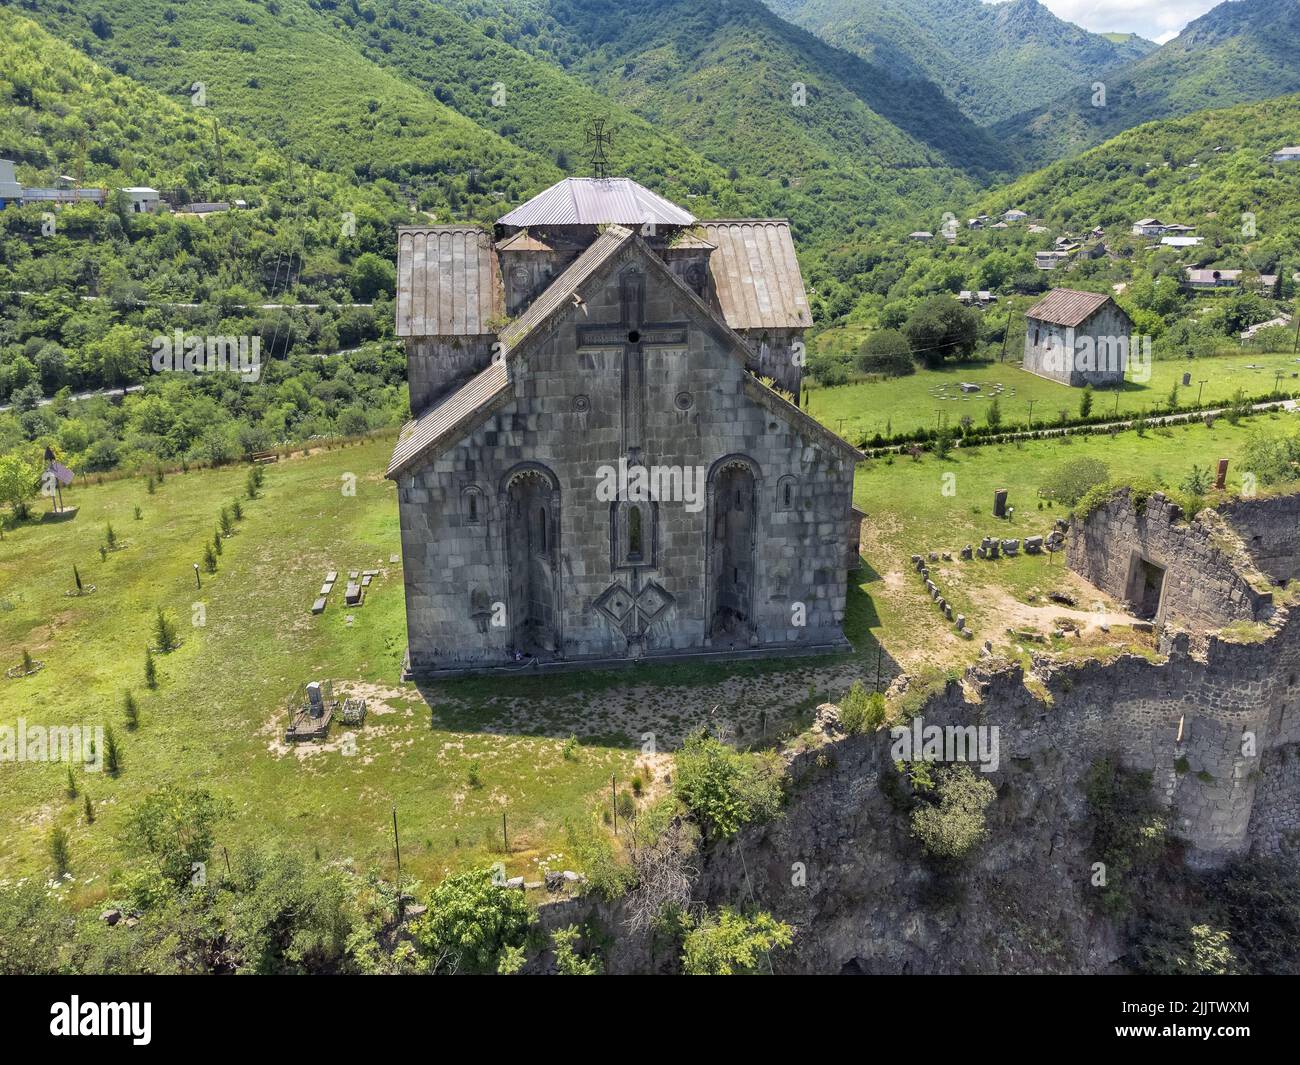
[673,732,784,839]
[1039,456,1110,506]
[410,869,534,974]
[680,907,793,975]
[909,765,996,861]
[856,328,914,376]
[838,681,887,733]
[1084,757,1168,915]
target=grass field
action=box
[808,351,1300,442]
[0,437,875,897]
[849,408,1300,673]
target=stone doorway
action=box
[504,467,559,656]
[709,459,757,646]
[1127,555,1166,620]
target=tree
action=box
[104,726,122,777]
[349,253,396,301]
[153,608,180,653]
[856,328,913,376]
[551,925,602,975]
[124,690,140,730]
[90,325,145,394]
[681,907,793,975]
[1079,384,1094,419]
[144,646,158,689]
[1039,457,1110,506]
[904,296,979,367]
[410,869,534,974]
[986,396,1002,429]
[49,827,71,878]
[0,451,41,521]
[125,786,230,889]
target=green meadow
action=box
[808,351,1300,442]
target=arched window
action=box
[461,485,484,525]
[777,475,798,512]
[628,506,643,562]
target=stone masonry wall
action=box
[397,241,857,673]
[1022,303,1128,388]
[1221,493,1300,583]
[1067,488,1273,630]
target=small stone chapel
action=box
[387,172,863,676]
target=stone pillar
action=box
[1215,459,1228,491]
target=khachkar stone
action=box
[961,545,973,560]
[993,488,1009,518]
[1024,535,1044,554]
[1216,458,1229,490]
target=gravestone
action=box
[307,682,324,718]
[1024,535,1044,554]
[1183,372,1192,387]
[311,597,326,615]
[1216,458,1229,490]
[345,582,363,606]
[993,489,1009,518]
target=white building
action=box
[1271,146,1300,163]
[121,187,162,214]
[1131,218,1166,236]
[0,159,21,207]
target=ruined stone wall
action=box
[1221,494,1300,583]
[397,241,856,674]
[684,610,1300,973]
[1067,489,1273,630]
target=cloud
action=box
[1031,0,1220,42]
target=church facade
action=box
[387,177,863,676]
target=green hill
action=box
[999,0,1300,166]
[765,0,1155,126]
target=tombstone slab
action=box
[311,597,327,615]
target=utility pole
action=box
[1027,399,1036,428]
[392,806,403,919]
[1197,380,1207,406]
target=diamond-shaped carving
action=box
[634,581,673,623]
[595,583,635,624]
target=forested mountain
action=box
[764,0,1155,126]
[999,0,1300,166]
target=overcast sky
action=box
[1037,0,1222,43]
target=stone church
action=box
[387,175,863,676]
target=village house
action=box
[121,187,162,214]
[908,230,933,242]
[1183,269,1279,294]
[387,175,863,676]
[1161,235,1203,248]
[0,159,20,209]
[1021,287,1131,388]
[1271,146,1300,163]
[1003,209,1028,222]
[1131,217,1167,237]
[1035,250,1070,270]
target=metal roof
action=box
[1024,288,1116,328]
[701,220,812,331]
[497,177,696,228]
[396,226,503,337]
[386,359,512,478]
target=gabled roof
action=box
[499,225,635,354]
[386,360,512,478]
[495,229,555,252]
[396,225,503,337]
[497,177,696,228]
[700,220,812,331]
[1025,288,1117,327]
[387,229,860,477]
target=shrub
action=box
[551,924,603,975]
[680,907,793,975]
[153,608,180,653]
[1084,757,1168,915]
[125,785,230,888]
[673,732,784,839]
[410,869,534,974]
[49,827,71,877]
[1039,457,1110,506]
[838,681,887,733]
[909,764,996,861]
